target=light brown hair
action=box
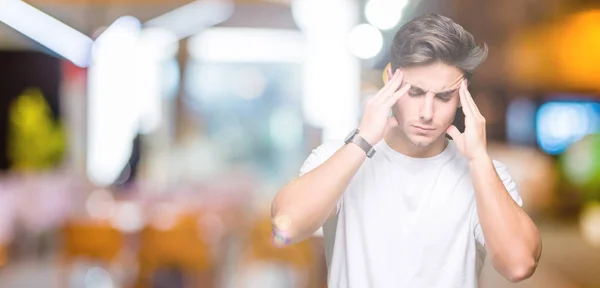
[391,14,488,79]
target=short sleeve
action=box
[299,139,345,213]
[473,160,523,246]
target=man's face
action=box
[388,62,464,147]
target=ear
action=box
[382,63,392,84]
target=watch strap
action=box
[346,131,376,158]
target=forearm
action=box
[469,154,541,282]
[271,143,367,244]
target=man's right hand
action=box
[271,70,410,244]
[358,68,411,145]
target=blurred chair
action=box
[60,220,124,287]
[236,215,321,288]
[136,212,215,288]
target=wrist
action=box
[355,128,378,146]
[345,128,377,158]
[343,141,369,159]
[468,152,492,167]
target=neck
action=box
[384,129,448,158]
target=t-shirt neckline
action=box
[378,138,456,165]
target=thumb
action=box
[445,125,461,140]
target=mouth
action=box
[412,125,435,132]
[412,125,435,134]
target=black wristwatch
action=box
[344,128,376,158]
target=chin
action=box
[408,136,435,147]
[407,133,444,148]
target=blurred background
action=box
[0,0,598,287]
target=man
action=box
[271,14,541,287]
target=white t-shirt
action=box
[299,139,522,288]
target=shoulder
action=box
[299,139,345,176]
[491,159,523,206]
[311,139,346,156]
[491,159,508,169]
[491,159,513,179]
[448,143,513,176]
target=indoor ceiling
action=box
[3,0,597,90]
[0,0,296,49]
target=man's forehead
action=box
[400,62,464,91]
[404,73,463,92]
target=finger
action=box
[384,83,410,107]
[374,68,399,100]
[462,81,486,124]
[445,125,461,140]
[375,69,403,102]
[459,80,474,119]
[382,69,403,95]
[462,80,482,118]
[367,71,399,103]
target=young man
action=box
[271,14,541,287]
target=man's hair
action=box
[390,14,487,78]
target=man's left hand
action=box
[445,80,488,161]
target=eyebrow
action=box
[408,85,459,96]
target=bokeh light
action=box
[580,201,600,248]
[85,189,115,220]
[561,134,600,200]
[348,24,383,59]
[365,0,409,30]
[536,101,600,155]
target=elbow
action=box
[270,212,302,247]
[271,221,306,247]
[502,257,538,283]
[270,211,320,247]
[493,233,542,283]
[492,247,539,283]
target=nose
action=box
[419,92,434,122]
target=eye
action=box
[408,90,424,97]
[435,91,456,102]
[436,95,452,102]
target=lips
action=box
[412,125,435,132]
